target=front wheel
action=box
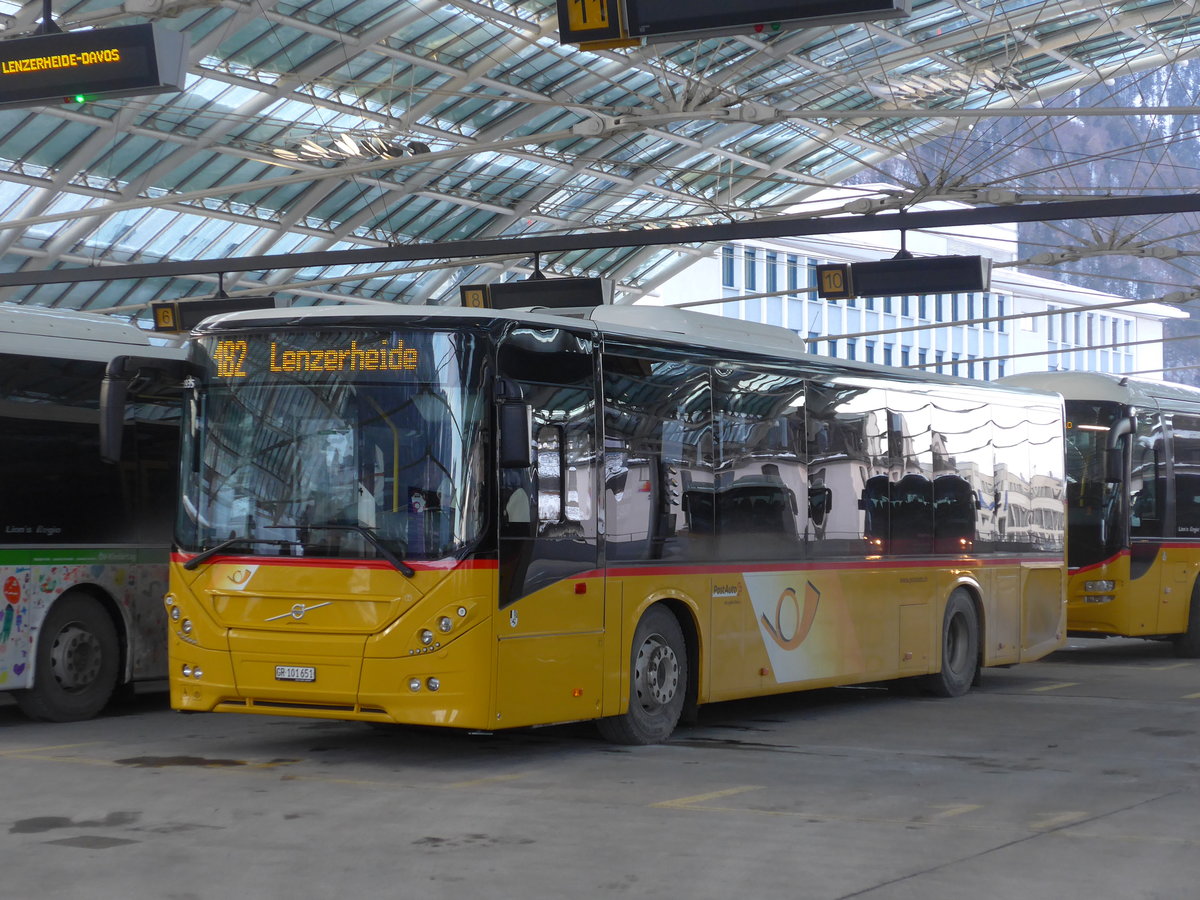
[14,592,121,722]
[922,589,979,698]
[597,605,687,745]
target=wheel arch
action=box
[652,596,700,722]
[45,583,130,683]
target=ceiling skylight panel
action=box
[0,113,65,164]
[489,46,579,95]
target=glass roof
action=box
[0,0,1199,324]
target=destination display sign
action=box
[210,336,432,384]
[211,336,422,379]
[0,23,188,108]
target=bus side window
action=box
[1129,414,1164,538]
[1171,414,1200,537]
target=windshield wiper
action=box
[182,536,300,570]
[287,523,415,577]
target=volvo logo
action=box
[266,601,332,622]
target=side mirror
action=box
[99,354,198,463]
[99,368,130,463]
[498,402,532,469]
[1105,414,1134,484]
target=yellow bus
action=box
[1006,371,1200,656]
[113,302,1066,743]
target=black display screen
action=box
[0,23,186,108]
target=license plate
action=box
[275,665,316,682]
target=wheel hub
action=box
[635,635,679,709]
[49,624,103,692]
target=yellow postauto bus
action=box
[108,302,1066,743]
[1006,371,1200,656]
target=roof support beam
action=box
[2,191,1199,289]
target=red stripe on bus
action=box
[603,556,1059,579]
[170,552,498,572]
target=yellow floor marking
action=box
[1030,682,1079,692]
[652,786,763,809]
[928,804,983,820]
[1029,811,1089,830]
[1144,662,1193,671]
[1182,692,1200,700]
[444,773,528,788]
[0,742,101,756]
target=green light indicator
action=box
[74,94,87,103]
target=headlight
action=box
[408,677,422,692]
[419,629,434,646]
[426,677,441,692]
[1084,580,1116,592]
[181,619,193,635]
[437,616,453,634]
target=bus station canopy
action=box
[0,0,1198,321]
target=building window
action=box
[902,296,911,317]
[918,348,928,368]
[827,340,838,357]
[883,344,893,366]
[721,245,736,287]
[847,339,858,360]
[744,248,757,291]
[919,296,928,319]
[766,251,778,293]
[997,295,1006,331]
[787,254,799,295]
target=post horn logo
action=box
[761,582,820,650]
[228,569,252,586]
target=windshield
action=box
[178,327,488,563]
[1064,399,1126,568]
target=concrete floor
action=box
[3,637,1199,899]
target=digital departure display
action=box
[212,338,421,379]
[0,23,188,108]
[625,0,908,39]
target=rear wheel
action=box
[14,592,121,722]
[1172,586,1200,658]
[597,605,687,745]
[923,589,979,698]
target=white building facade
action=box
[647,202,1181,380]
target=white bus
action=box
[0,304,182,720]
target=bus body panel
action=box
[0,547,170,690]
[1068,546,1198,638]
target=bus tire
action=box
[14,592,121,722]
[923,589,979,698]
[597,605,687,745]
[1172,587,1200,658]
